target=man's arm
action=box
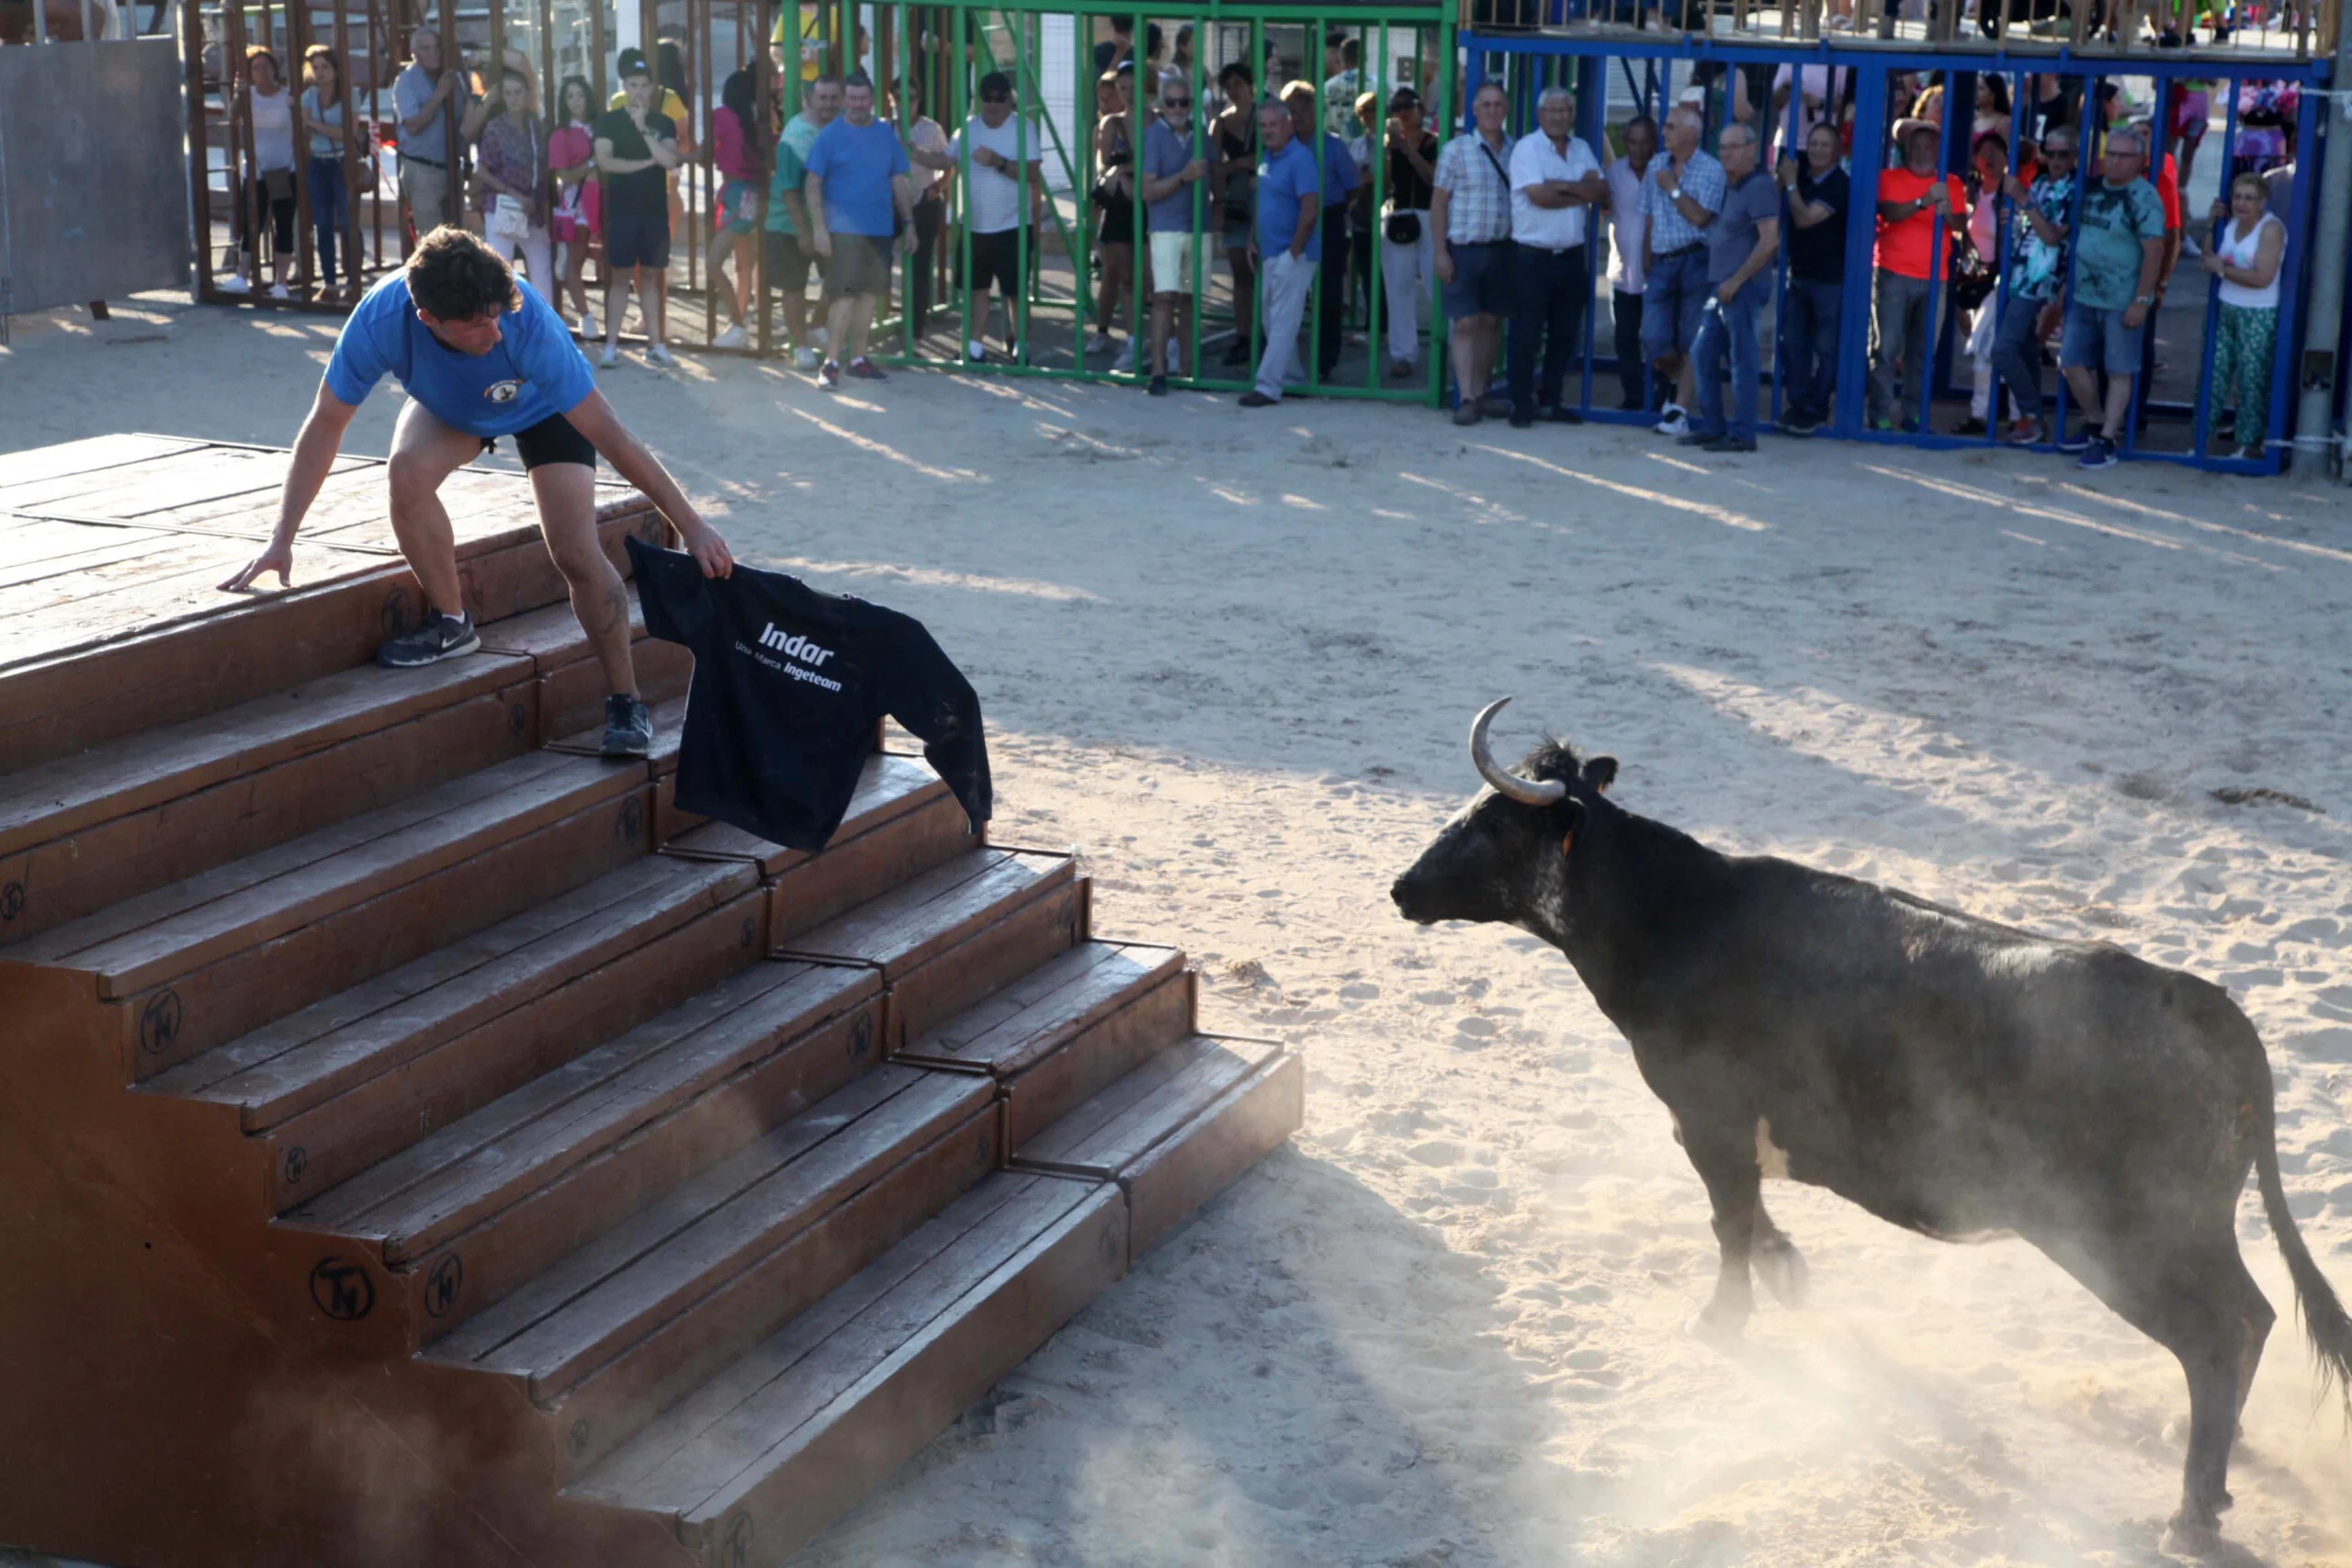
[803,171,831,253]
[648,126,682,172]
[1288,176,1317,258]
[891,172,917,250]
[561,390,733,579]
[1722,215,1779,298]
[780,185,812,234]
[1429,182,1454,280]
[220,383,357,592]
[595,135,659,175]
[908,143,958,172]
[2124,233,2165,328]
[398,73,456,138]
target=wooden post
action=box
[288,0,320,297]
[184,0,214,298]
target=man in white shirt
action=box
[1600,114,1657,411]
[909,71,1046,362]
[1504,85,1604,427]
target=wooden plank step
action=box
[0,750,650,1073]
[776,849,1084,1047]
[1012,1035,1304,1265]
[565,1171,1125,1564]
[897,941,1194,1149]
[551,696,699,840]
[0,519,189,590]
[146,854,763,1202]
[0,654,538,945]
[424,1066,1000,1448]
[274,958,882,1343]
[0,433,205,488]
[0,501,664,773]
[667,755,978,944]
[479,590,695,744]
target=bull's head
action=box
[1390,698,1615,940]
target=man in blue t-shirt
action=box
[1240,100,1321,408]
[801,73,915,389]
[218,228,733,758]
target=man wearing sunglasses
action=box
[909,72,1046,364]
[1139,76,1211,395]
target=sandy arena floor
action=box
[5,298,2351,1567]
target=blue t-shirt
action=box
[1315,132,1359,209]
[804,117,910,238]
[1257,138,1321,263]
[324,274,594,437]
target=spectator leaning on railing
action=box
[394,25,470,242]
[1990,125,2077,447]
[2199,171,2287,462]
[1639,105,1724,440]
[1238,96,1322,409]
[1773,120,1849,436]
[1866,121,1965,434]
[2053,126,2166,470]
[1430,80,1516,427]
[1682,123,1778,454]
[1600,114,1657,414]
[1503,85,1603,430]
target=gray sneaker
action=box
[601,694,653,759]
[375,610,479,669]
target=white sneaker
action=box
[268,282,292,300]
[2179,234,2202,258]
[793,345,820,371]
[1653,402,1690,437]
[1110,342,1136,374]
[599,344,619,368]
[712,322,749,350]
[217,274,251,294]
[647,342,676,367]
[1085,333,1114,355]
[966,338,989,363]
[579,310,599,338]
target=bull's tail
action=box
[2249,1046,2352,1421]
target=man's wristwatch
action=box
[1668,186,1683,202]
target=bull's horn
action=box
[1469,697,1566,805]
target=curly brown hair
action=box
[405,226,521,321]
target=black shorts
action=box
[605,203,672,270]
[481,412,597,471]
[763,230,814,294]
[964,227,1024,302]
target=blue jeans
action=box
[1780,276,1840,423]
[306,156,348,288]
[1690,276,1764,444]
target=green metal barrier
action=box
[756,0,1451,402]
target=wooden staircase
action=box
[0,437,1301,1568]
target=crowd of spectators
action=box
[179,20,2303,468]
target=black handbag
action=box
[1385,210,1421,243]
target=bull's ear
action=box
[1582,756,1618,794]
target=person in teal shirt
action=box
[763,75,841,368]
[2056,127,2167,469]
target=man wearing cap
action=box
[908,71,1046,364]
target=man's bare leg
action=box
[386,400,483,619]
[825,293,855,361]
[531,460,638,699]
[605,271,633,354]
[846,293,876,363]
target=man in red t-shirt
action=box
[1866,123,1967,431]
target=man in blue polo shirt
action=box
[218,227,733,758]
[1239,98,1321,409]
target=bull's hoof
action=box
[1685,1297,1749,1344]
[2160,1513,2223,1559]
[1756,1240,1809,1308]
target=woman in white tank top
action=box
[2199,171,2288,460]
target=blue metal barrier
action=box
[1457,29,2333,473]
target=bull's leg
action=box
[1682,1121,1764,1341]
[2053,1231,2265,1557]
[1754,1200,1809,1308]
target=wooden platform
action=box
[0,438,1300,1568]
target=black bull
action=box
[1390,702,2351,1556]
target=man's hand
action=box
[2122,301,2148,330]
[808,229,833,256]
[1183,157,1206,183]
[2199,250,2226,277]
[1928,182,1948,212]
[673,514,734,579]
[2003,173,2029,204]
[1433,245,1453,284]
[898,226,917,255]
[1775,157,1797,189]
[220,536,296,593]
